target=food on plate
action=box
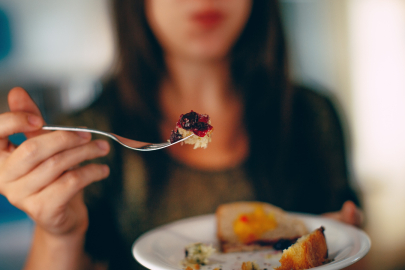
[241,261,260,270]
[275,227,328,270]
[216,202,308,253]
[182,242,216,266]
[179,203,328,270]
[184,266,200,270]
[169,110,213,149]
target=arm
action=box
[26,224,109,270]
[299,89,363,226]
[289,87,363,225]
[25,224,88,270]
[0,88,110,270]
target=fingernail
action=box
[77,131,91,139]
[28,115,42,126]
[97,140,109,151]
[102,165,110,174]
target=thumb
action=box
[323,200,363,227]
[340,201,363,227]
[8,87,46,139]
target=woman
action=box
[0,0,362,269]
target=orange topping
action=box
[233,206,277,243]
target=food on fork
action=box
[170,110,213,149]
[275,227,328,270]
[216,202,308,253]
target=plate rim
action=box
[132,213,371,270]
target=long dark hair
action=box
[111,0,293,205]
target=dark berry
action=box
[180,111,199,130]
[198,114,210,123]
[192,122,212,137]
[169,129,183,143]
[273,239,295,251]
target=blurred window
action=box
[0,8,12,61]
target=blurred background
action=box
[0,0,404,269]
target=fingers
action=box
[0,111,43,139]
[323,200,364,227]
[8,87,43,115]
[15,139,110,197]
[40,163,109,209]
[0,111,43,151]
[8,87,46,139]
[322,212,341,222]
[340,200,364,227]
[1,130,93,183]
[10,163,109,235]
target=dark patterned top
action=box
[59,81,360,270]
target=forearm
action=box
[24,225,92,270]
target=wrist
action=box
[35,224,86,247]
[24,225,88,270]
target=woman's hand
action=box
[0,87,110,237]
[323,200,364,227]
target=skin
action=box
[0,1,362,269]
[0,88,110,269]
[147,0,252,169]
[145,0,253,61]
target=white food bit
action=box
[178,127,212,149]
[183,243,216,265]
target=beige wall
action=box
[283,1,405,269]
[347,1,405,269]
[288,1,405,269]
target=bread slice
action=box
[216,202,308,253]
[275,227,328,270]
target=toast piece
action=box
[275,227,328,270]
[216,202,308,253]
[170,111,213,149]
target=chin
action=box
[193,50,230,62]
[186,40,234,62]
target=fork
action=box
[42,125,193,151]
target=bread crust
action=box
[216,202,308,253]
[275,227,328,270]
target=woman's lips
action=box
[191,10,224,29]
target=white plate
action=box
[133,213,371,270]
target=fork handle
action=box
[42,125,119,142]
